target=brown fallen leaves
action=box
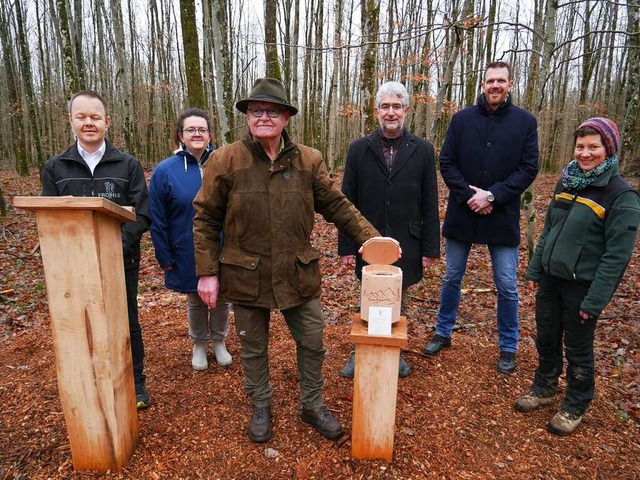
[1,169,639,479]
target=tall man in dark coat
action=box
[338,81,441,378]
[423,61,539,375]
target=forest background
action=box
[1,0,640,181]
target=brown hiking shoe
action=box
[548,409,583,436]
[514,391,556,412]
[301,406,344,440]
[248,406,272,443]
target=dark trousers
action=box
[125,266,145,384]
[532,273,596,415]
[233,297,326,409]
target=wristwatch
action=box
[487,191,495,202]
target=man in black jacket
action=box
[338,81,441,378]
[41,90,152,408]
[422,62,539,375]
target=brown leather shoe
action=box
[248,406,272,443]
[301,406,344,439]
[548,409,583,436]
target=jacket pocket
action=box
[219,248,261,302]
[409,221,423,239]
[295,247,321,298]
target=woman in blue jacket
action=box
[149,109,232,370]
[516,118,640,435]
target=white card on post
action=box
[367,306,393,335]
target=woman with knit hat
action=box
[515,117,640,435]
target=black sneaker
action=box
[301,406,344,439]
[423,334,451,356]
[135,381,151,409]
[398,355,411,378]
[497,351,516,375]
[340,353,355,378]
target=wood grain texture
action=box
[350,315,407,461]
[13,196,136,222]
[25,203,138,472]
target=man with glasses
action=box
[41,90,152,408]
[422,61,539,375]
[338,81,440,379]
[193,78,379,443]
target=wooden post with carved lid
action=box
[12,196,139,472]
[350,237,406,460]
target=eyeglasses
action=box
[183,127,209,135]
[378,103,406,111]
[249,108,282,118]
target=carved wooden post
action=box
[350,237,406,460]
[13,196,139,472]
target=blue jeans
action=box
[435,238,519,352]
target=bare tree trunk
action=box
[71,0,86,89]
[264,0,282,79]
[0,2,28,175]
[326,0,343,173]
[110,0,133,150]
[15,1,45,168]
[621,1,640,173]
[430,10,462,143]
[180,0,206,108]
[0,187,6,216]
[207,0,234,144]
[360,0,380,135]
[524,0,557,264]
[56,0,79,96]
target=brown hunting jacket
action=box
[193,131,378,310]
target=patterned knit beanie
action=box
[577,117,620,157]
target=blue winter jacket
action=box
[440,94,539,246]
[149,146,213,292]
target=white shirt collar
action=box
[77,141,106,174]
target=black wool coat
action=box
[338,129,440,288]
[440,95,539,246]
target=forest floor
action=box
[1,169,639,480]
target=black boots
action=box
[248,406,272,443]
[300,406,344,439]
[423,334,451,356]
[340,351,412,378]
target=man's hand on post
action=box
[198,275,219,308]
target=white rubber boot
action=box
[212,340,232,367]
[192,343,208,371]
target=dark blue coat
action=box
[338,129,440,287]
[440,95,539,246]
[149,147,212,292]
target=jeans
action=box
[435,238,519,352]
[125,266,145,384]
[532,273,596,415]
[233,296,326,409]
[186,293,230,343]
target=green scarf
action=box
[561,155,618,191]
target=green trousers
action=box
[233,296,326,409]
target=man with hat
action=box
[193,78,379,443]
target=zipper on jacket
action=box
[545,192,578,278]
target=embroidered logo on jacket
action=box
[99,181,122,200]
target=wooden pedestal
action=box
[350,313,407,461]
[13,196,139,472]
